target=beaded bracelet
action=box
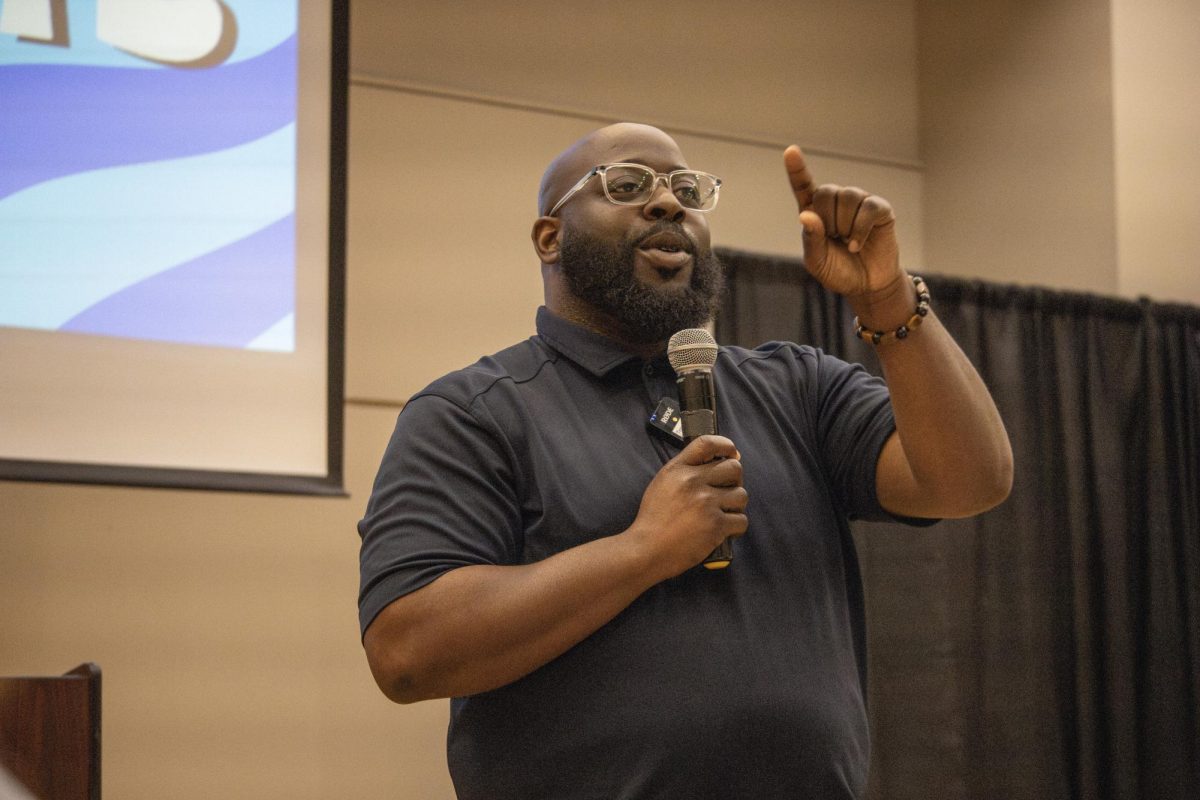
[853,275,930,345]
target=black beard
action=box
[558,222,725,346]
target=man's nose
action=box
[642,177,686,223]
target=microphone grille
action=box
[667,328,718,373]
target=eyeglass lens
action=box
[602,165,718,210]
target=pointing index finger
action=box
[783,145,815,211]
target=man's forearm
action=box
[364,529,660,703]
[854,280,1013,518]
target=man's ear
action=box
[531,217,562,265]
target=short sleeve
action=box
[810,350,899,521]
[357,393,522,635]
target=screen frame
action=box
[0,0,349,497]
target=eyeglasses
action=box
[547,163,722,217]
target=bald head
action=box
[537,123,690,217]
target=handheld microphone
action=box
[667,328,732,570]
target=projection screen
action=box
[0,0,347,494]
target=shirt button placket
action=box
[641,362,660,398]
[639,362,669,459]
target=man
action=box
[358,122,1012,798]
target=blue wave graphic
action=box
[0,124,295,329]
[60,214,295,349]
[0,32,296,200]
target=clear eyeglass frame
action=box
[547,163,722,217]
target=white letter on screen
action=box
[1,0,55,41]
[97,0,237,67]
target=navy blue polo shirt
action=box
[359,306,905,799]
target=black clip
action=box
[647,397,684,445]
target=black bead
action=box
[872,331,883,345]
[896,326,908,339]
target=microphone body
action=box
[667,329,733,570]
[677,370,718,443]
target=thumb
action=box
[677,435,739,467]
[798,209,827,272]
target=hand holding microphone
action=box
[630,433,746,581]
[668,329,737,569]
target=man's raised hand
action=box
[783,145,906,302]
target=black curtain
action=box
[713,247,1200,800]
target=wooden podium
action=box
[0,663,101,800]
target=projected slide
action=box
[0,0,299,351]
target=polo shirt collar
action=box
[536,306,660,377]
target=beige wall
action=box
[350,0,922,164]
[1,1,1195,798]
[1111,0,1200,306]
[916,0,1200,306]
[916,0,1119,295]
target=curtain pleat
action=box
[714,247,1200,800]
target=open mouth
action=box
[632,227,696,279]
[637,230,694,255]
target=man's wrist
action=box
[848,271,919,331]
